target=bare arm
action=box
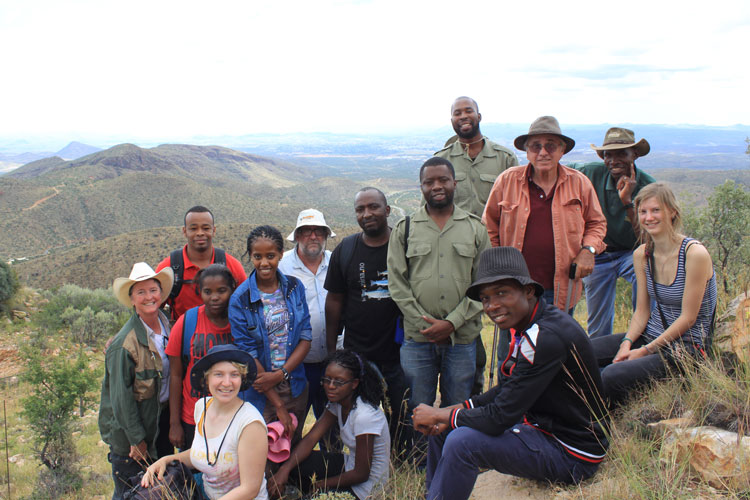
[325,292,345,353]
[614,246,652,362]
[315,433,375,489]
[167,355,185,448]
[141,449,193,487]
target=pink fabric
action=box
[267,413,298,463]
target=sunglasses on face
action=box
[320,377,354,388]
[297,227,328,237]
[526,142,561,154]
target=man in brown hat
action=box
[483,116,606,313]
[571,128,656,338]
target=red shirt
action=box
[165,305,233,424]
[156,246,247,320]
[522,176,556,290]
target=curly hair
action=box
[193,263,237,296]
[325,349,387,412]
[245,225,284,259]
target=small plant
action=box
[0,261,20,316]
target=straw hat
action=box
[112,262,174,308]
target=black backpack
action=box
[123,460,197,500]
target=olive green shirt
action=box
[434,137,519,218]
[387,205,490,344]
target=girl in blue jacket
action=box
[229,225,312,441]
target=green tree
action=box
[22,349,99,499]
[691,180,750,294]
[0,261,19,314]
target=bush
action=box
[38,284,128,338]
[60,306,122,345]
[0,261,20,314]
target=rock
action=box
[7,376,19,387]
[8,454,22,463]
[14,458,24,467]
[647,415,694,432]
[71,431,81,437]
[11,310,26,319]
[661,425,750,490]
[713,292,750,363]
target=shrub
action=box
[60,306,122,345]
[38,284,128,337]
[0,261,20,314]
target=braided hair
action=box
[245,225,285,258]
[325,349,387,412]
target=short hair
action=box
[184,205,214,226]
[356,186,388,205]
[204,361,249,385]
[420,157,455,181]
[453,96,479,113]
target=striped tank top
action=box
[644,238,717,347]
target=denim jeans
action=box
[400,339,476,409]
[583,250,636,338]
[426,425,600,500]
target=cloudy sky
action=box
[1,0,748,140]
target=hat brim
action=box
[514,134,575,154]
[466,274,544,302]
[591,138,650,159]
[190,347,257,394]
[113,267,174,309]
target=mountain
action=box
[55,141,101,160]
[0,143,367,259]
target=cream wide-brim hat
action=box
[112,262,174,308]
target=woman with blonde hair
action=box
[591,183,717,405]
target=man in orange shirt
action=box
[156,206,246,321]
[483,117,606,313]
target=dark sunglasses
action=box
[526,142,561,154]
[297,227,328,237]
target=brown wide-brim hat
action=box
[590,127,650,159]
[466,247,544,301]
[514,116,575,154]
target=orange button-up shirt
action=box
[482,163,607,310]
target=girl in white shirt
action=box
[269,349,390,500]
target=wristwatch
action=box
[583,245,595,254]
[280,366,290,381]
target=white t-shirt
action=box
[327,397,390,500]
[191,398,269,500]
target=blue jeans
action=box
[303,361,328,419]
[400,339,476,409]
[426,425,600,500]
[582,250,636,338]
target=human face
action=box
[355,191,390,237]
[206,361,242,402]
[603,148,636,180]
[130,279,163,317]
[451,98,481,140]
[321,362,358,404]
[250,237,282,283]
[525,134,566,174]
[199,275,233,318]
[183,211,215,253]
[421,164,456,209]
[638,197,675,237]
[478,280,536,331]
[295,226,327,260]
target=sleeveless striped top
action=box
[644,238,717,347]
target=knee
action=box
[441,427,476,461]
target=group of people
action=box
[98,96,718,500]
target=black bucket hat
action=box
[466,247,544,301]
[190,344,257,394]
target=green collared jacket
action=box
[98,310,167,457]
[434,137,519,218]
[387,205,489,344]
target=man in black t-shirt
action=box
[324,187,410,457]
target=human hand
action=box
[420,317,454,343]
[276,407,295,437]
[268,469,289,499]
[168,422,184,449]
[626,346,650,361]
[573,250,595,279]
[616,164,637,205]
[613,343,631,363]
[412,404,444,435]
[253,370,283,393]
[129,440,149,465]
[140,458,168,487]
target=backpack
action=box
[181,306,200,378]
[123,460,197,500]
[167,247,226,319]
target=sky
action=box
[0,0,748,141]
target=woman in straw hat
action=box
[141,344,269,500]
[99,262,175,500]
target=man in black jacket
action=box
[412,247,608,500]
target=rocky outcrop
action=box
[713,292,750,363]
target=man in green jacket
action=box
[388,157,489,412]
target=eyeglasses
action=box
[320,377,354,388]
[526,142,561,154]
[297,227,328,238]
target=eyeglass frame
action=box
[320,377,355,388]
[296,226,329,238]
[525,141,563,154]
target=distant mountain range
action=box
[0,141,101,164]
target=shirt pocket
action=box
[133,371,158,402]
[405,242,433,280]
[451,242,475,285]
[561,198,584,236]
[477,173,498,204]
[453,171,472,204]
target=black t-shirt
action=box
[324,233,401,361]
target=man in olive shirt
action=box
[434,96,517,395]
[388,157,490,410]
[434,96,518,218]
[572,127,656,338]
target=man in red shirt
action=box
[156,206,247,321]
